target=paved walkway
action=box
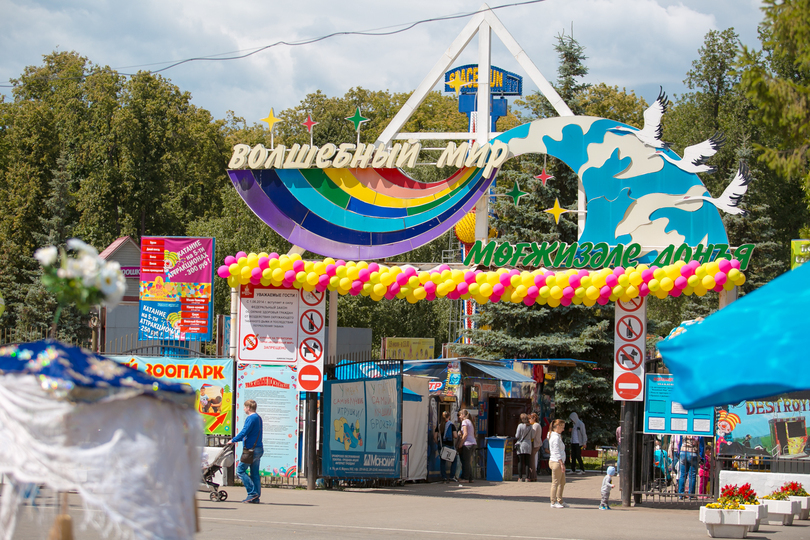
[11,472,810,539]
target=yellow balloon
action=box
[339,277,352,290]
[408,276,420,288]
[515,285,528,298]
[618,274,630,288]
[575,287,586,298]
[227,275,239,288]
[479,283,493,297]
[268,258,280,270]
[545,275,556,287]
[586,286,600,300]
[474,294,488,305]
[304,261,314,273]
[734,274,746,286]
[323,257,335,266]
[702,275,716,289]
[556,274,569,288]
[357,261,369,270]
[660,277,674,292]
[547,296,561,307]
[468,283,480,296]
[307,272,319,285]
[655,288,668,299]
[625,285,639,298]
[693,285,708,296]
[229,263,240,276]
[431,272,442,284]
[728,268,740,281]
[580,276,592,288]
[406,294,418,304]
[487,272,499,286]
[613,285,625,297]
[550,285,563,300]
[419,272,431,285]
[414,286,427,300]
[666,266,680,281]
[247,253,258,267]
[653,268,666,280]
[522,272,534,288]
[583,297,596,307]
[695,266,707,279]
[452,270,465,284]
[539,286,551,299]
[262,268,273,280]
[687,275,700,287]
[260,277,272,287]
[329,276,340,288]
[240,266,251,279]
[347,267,360,281]
[314,262,326,274]
[648,278,660,292]
[289,253,302,262]
[296,271,307,283]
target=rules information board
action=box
[613,298,646,401]
[237,284,325,392]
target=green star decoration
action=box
[505,181,528,206]
[346,107,369,132]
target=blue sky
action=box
[1,0,765,124]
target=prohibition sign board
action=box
[615,372,643,400]
[616,315,643,342]
[619,298,644,312]
[615,343,643,371]
[300,309,324,335]
[243,334,258,351]
[298,364,322,392]
[299,337,323,363]
[301,288,325,307]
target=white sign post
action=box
[237,285,326,392]
[613,298,646,401]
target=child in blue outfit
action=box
[599,466,616,510]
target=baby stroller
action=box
[201,442,235,501]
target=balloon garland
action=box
[216,252,746,307]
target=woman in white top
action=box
[548,418,568,508]
[458,409,477,483]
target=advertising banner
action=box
[643,374,714,436]
[382,337,434,360]
[323,376,401,478]
[234,363,300,478]
[719,392,810,457]
[110,356,233,435]
[138,237,215,341]
[791,239,810,270]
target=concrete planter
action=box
[741,504,767,532]
[699,507,757,538]
[788,496,810,520]
[761,499,800,525]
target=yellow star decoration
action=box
[447,75,465,96]
[544,198,569,224]
[260,108,282,131]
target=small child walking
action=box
[599,466,616,510]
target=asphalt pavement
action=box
[11,472,810,539]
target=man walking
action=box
[232,399,264,503]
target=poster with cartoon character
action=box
[323,376,401,478]
[234,363,299,478]
[721,391,810,457]
[110,356,233,435]
[138,237,215,341]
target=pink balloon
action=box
[316,284,328,292]
[525,297,537,306]
[490,294,501,303]
[713,283,724,292]
[249,276,261,286]
[714,272,727,285]
[689,259,701,270]
[358,268,370,282]
[674,276,688,289]
[258,257,269,270]
[350,289,360,296]
[605,274,618,288]
[438,264,451,272]
[563,286,575,299]
[613,266,625,276]
[641,269,654,282]
[293,260,305,273]
[600,285,612,297]
[464,271,476,284]
[389,283,401,295]
[368,262,380,273]
[424,281,436,294]
[527,285,539,299]
[350,281,362,293]
[578,269,590,277]
[285,270,297,282]
[670,288,682,297]
[560,297,571,306]
[251,267,262,279]
[457,282,469,295]
[534,274,546,287]
[404,267,417,277]
[447,290,460,300]
[396,273,408,286]
[499,273,512,286]
[236,252,247,260]
[224,256,236,266]
[493,283,505,296]
[568,275,581,288]
[639,283,650,296]
[426,291,436,301]
[335,260,346,267]
[597,297,609,305]
[269,252,279,259]
[730,259,741,270]
[718,259,732,273]
[217,265,230,279]
[385,291,397,300]
[326,264,337,277]
[680,265,694,278]
[318,274,330,286]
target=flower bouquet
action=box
[771,482,810,520]
[719,483,759,505]
[35,239,126,330]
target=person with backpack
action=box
[435,411,460,483]
[515,413,534,482]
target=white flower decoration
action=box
[34,246,58,267]
[66,238,99,258]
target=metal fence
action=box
[0,327,83,347]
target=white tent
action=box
[402,375,429,481]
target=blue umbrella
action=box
[658,262,810,409]
[0,339,193,404]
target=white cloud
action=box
[1,0,764,122]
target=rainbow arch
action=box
[228,165,493,259]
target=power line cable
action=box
[0,0,546,88]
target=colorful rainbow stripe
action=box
[228,166,493,259]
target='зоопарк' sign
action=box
[464,240,754,270]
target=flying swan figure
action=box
[609,87,670,149]
[654,132,726,174]
[675,161,753,216]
